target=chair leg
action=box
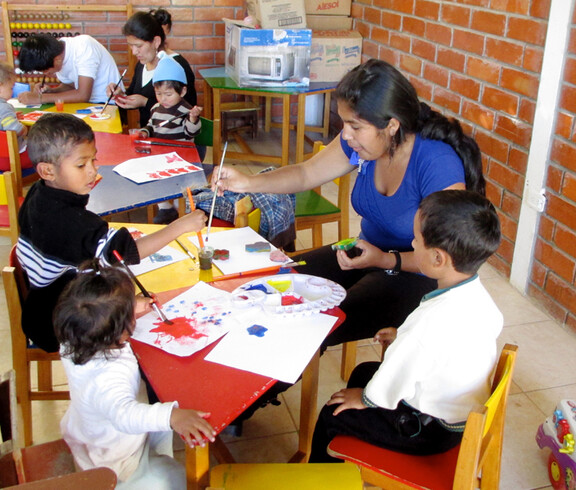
[340,341,357,382]
[312,224,323,249]
[37,361,53,392]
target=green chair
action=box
[194,117,218,147]
[294,141,350,253]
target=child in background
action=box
[17,33,122,104]
[55,262,216,488]
[137,54,203,224]
[309,190,503,462]
[17,113,207,352]
[0,62,32,171]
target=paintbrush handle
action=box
[135,140,198,149]
[102,68,127,113]
[210,261,305,282]
[206,141,228,242]
[113,250,151,297]
[159,112,187,127]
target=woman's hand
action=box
[212,165,252,195]
[170,408,216,448]
[326,388,366,415]
[114,93,147,109]
[106,81,124,98]
[336,239,391,271]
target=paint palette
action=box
[232,274,346,316]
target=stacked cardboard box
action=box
[245,0,307,28]
[309,29,362,82]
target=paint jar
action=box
[55,98,64,112]
[198,246,214,270]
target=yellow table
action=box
[20,103,122,133]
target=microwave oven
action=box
[245,52,295,81]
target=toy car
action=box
[536,399,576,489]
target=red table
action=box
[87,133,205,218]
[130,272,344,490]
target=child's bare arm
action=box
[136,209,207,259]
[170,407,216,447]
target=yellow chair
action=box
[0,172,21,245]
[3,253,70,447]
[294,141,350,253]
[0,130,38,196]
[327,343,518,489]
[209,462,362,490]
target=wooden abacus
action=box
[1,2,135,82]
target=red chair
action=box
[327,344,518,489]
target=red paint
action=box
[150,316,208,344]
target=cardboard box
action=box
[224,20,312,87]
[246,0,307,29]
[307,14,353,30]
[309,30,362,82]
[305,0,352,16]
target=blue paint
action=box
[247,324,268,337]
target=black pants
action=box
[295,245,437,346]
[309,362,463,462]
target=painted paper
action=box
[125,228,187,276]
[113,151,203,184]
[132,282,239,356]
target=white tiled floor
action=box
[2,129,573,489]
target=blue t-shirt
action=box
[341,134,465,251]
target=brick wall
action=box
[530,8,576,329]
[352,0,550,281]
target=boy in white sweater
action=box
[309,189,503,461]
[55,261,216,488]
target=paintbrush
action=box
[101,68,127,114]
[135,140,198,149]
[205,141,228,243]
[175,238,197,263]
[210,261,306,282]
[186,186,205,248]
[113,250,173,325]
[159,112,188,127]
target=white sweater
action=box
[364,276,503,424]
[60,343,176,481]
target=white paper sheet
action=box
[188,227,289,275]
[125,228,187,276]
[113,151,203,184]
[8,98,41,109]
[205,310,337,383]
[132,282,239,357]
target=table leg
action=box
[203,80,213,120]
[213,88,222,166]
[185,443,209,490]
[322,91,331,139]
[281,94,290,166]
[290,348,320,463]
[296,93,306,163]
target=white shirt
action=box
[60,343,176,481]
[364,276,503,424]
[57,35,123,103]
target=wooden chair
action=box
[0,171,20,245]
[327,343,518,489]
[3,249,70,447]
[0,130,38,195]
[294,141,350,253]
[0,369,115,489]
[209,462,363,490]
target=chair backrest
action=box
[0,171,21,244]
[0,130,23,195]
[453,343,518,489]
[195,117,221,148]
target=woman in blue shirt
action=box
[215,59,485,348]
